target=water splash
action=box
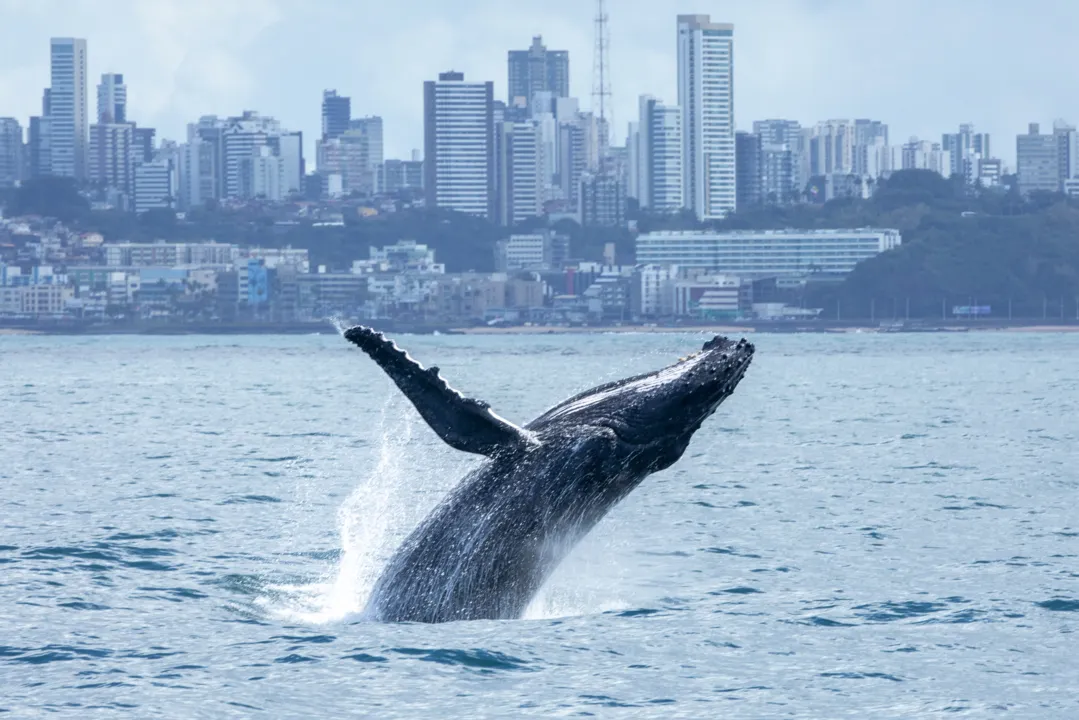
[328,315,350,336]
[524,534,633,620]
[262,397,417,624]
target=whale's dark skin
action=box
[343,326,754,623]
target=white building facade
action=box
[634,95,683,213]
[636,228,902,278]
[48,38,89,180]
[423,71,495,218]
[677,15,735,220]
[134,157,175,213]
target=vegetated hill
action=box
[698,170,1079,319]
[6,171,1079,319]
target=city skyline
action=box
[1,0,1077,166]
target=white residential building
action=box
[249,145,284,201]
[634,95,683,212]
[134,157,175,213]
[423,71,495,218]
[317,118,382,196]
[177,132,210,209]
[104,242,235,266]
[808,119,855,176]
[636,228,902,278]
[899,139,952,177]
[942,123,991,182]
[48,38,89,180]
[677,15,735,220]
[633,264,679,317]
[220,112,302,200]
[498,121,545,225]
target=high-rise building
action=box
[220,111,302,200]
[1018,123,1061,195]
[900,138,951,177]
[753,119,802,148]
[497,121,545,226]
[633,95,683,213]
[579,170,626,227]
[1016,123,1062,195]
[853,119,888,148]
[89,72,137,196]
[242,145,285,201]
[178,130,214,209]
[735,131,762,209]
[97,73,126,123]
[423,71,495,218]
[134,155,175,213]
[185,116,227,202]
[380,159,424,193]
[88,121,134,193]
[852,119,888,177]
[0,119,23,188]
[677,15,735,220]
[48,38,89,180]
[942,123,991,182]
[321,90,351,141]
[760,144,795,204]
[1052,120,1078,191]
[132,127,156,165]
[808,120,854,176]
[28,115,51,178]
[350,116,383,191]
[268,131,303,196]
[753,119,803,201]
[557,120,586,212]
[317,117,381,196]
[508,36,570,113]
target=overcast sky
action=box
[1,0,1076,166]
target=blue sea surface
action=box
[1,331,1077,718]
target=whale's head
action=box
[531,336,754,466]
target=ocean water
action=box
[1,330,1077,718]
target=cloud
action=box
[1,0,1077,166]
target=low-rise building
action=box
[0,283,74,316]
[105,241,234,267]
[673,274,752,319]
[494,231,569,272]
[426,273,507,321]
[635,228,901,278]
[631,264,679,318]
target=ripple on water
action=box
[1,645,112,664]
[218,495,283,505]
[1037,598,1079,612]
[388,648,534,671]
[820,671,904,682]
[343,652,388,663]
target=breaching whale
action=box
[344,326,754,623]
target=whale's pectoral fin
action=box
[344,326,531,456]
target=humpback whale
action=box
[344,326,754,623]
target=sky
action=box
[1,0,1077,167]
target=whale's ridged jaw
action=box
[529,335,754,460]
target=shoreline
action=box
[4,322,1079,336]
[451,325,1079,335]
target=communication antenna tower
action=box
[591,0,612,157]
